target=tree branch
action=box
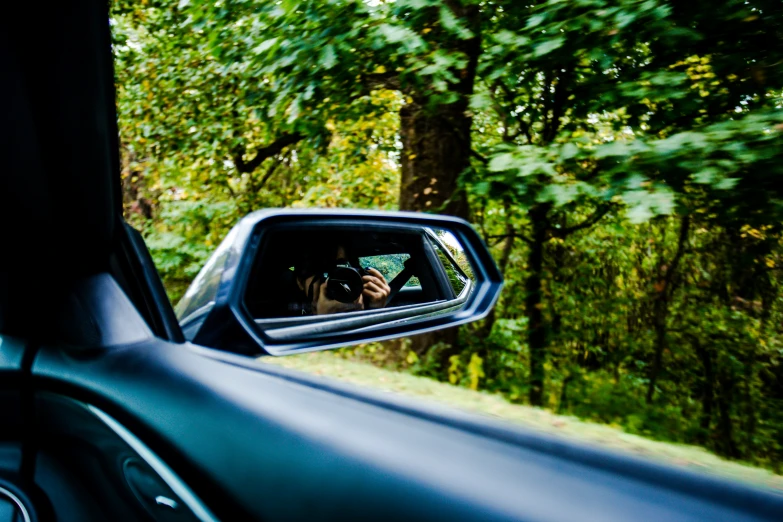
[489,232,533,246]
[553,203,614,238]
[544,66,574,143]
[233,132,304,174]
[493,81,533,144]
[362,72,401,91]
[223,177,237,199]
[663,213,691,295]
[471,149,489,164]
[257,153,288,190]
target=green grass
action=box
[261,350,783,493]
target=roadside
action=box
[261,350,783,493]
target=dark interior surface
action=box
[30,338,783,522]
[32,393,202,522]
[244,225,441,318]
[0,2,119,340]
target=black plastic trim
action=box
[111,222,185,343]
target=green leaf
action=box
[534,37,564,57]
[281,0,299,14]
[527,14,546,28]
[626,202,654,223]
[320,44,337,69]
[616,12,637,28]
[253,38,278,55]
[377,23,413,44]
[716,177,739,190]
[494,30,528,47]
[439,6,473,39]
[625,174,647,190]
[538,184,579,206]
[560,142,579,161]
[469,92,492,111]
[595,140,630,159]
[473,181,491,196]
[693,167,718,184]
[488,153,517,172]
[398,0,432,8]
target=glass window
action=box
[175,225,239,322]
[360,253,421,287]
[429,237,468,296]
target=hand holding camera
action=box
[361,268,390,309]
[311,277,364,315]
[312,262,390,315]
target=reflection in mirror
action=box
[429,227,475,296]
[244,223,475,342]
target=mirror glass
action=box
[244,223,476,343]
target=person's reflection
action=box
[290,244,390,316]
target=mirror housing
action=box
[175,209,502,356]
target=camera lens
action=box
[325,266,364,303]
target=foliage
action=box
[113,1,401,300]
[113,0,783,472]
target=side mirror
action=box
[175,210,503,356]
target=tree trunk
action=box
[548,213,567,344]
[397,1,480,364]
[646,297,668,404]
[646,214,690,404]
[717,369,740,459]
[480,203,515,339]
[557,374,573,414]
[692,337,714,444]
[526,203,550,406]
[399,100,470,364]
[742,357,757,454]
[398,101,471,218]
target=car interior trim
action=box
[195,343,783,520]
[253,296,439,328]
[0,485,31,522]
[257,279,471,341]
[85,403,219,522]
[178,302,217,330]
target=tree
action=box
[185,0,486,217]
[113,0,783,470]
[112,1,401,299]
[467,0,783,405]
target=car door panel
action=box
[33,392,206,522]
[30,339,783,522]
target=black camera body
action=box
[323,261,370,303]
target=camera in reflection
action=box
[321,260,371,304]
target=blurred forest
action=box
[112,0,783,471]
